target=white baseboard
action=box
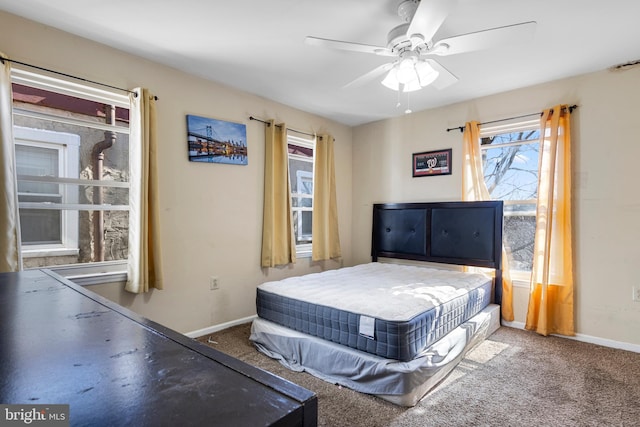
[502,321,640,354]
[185,315,257,339]
[186,316,640,354]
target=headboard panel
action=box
[372,201,504,303]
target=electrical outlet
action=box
[209,276,219,291]
[633,286,640,302]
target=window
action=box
[11,68,131,281]
[480,120,540,279]
[287,134,315,254]
[15,126,80,256]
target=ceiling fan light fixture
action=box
[415,60,439,87]
[402,79,423,92]
[396,57,418,84]
[381,67,400,90]
[381,58,439,92]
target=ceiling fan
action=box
[305,0,536,92]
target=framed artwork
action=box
[412,148,452,177]
[187,114,247,165]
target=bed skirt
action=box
[250,303,500,407]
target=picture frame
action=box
[186,114,248,165]
[412,148,452,177]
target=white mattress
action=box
[258,262,491,321]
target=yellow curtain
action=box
[261,120,296,267]
[125,88,163,293]
[0,53,22,272]
[462,121,514,321]
[525,105,574,336]
[312,134,341,261]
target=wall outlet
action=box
[209,276,219,291]
[633,286,640,302]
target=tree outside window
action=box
[481,121,539,274]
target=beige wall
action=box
[352,67,640,347]
[0,11,353,333]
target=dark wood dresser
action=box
[0,269,317,426]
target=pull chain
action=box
[405,91,412,114]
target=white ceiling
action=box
[2,0,640,126]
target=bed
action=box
[250,200,503,406]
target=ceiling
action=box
[1,0,639,126]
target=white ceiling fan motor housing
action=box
[397,0,419,22]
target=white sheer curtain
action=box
[126,88,163,293]
[462,121,513,321]
[0,53,22,272]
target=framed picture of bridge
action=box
[187,114,248,165]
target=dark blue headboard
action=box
[371,201,504,303]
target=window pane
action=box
[289,160,313,195]
[288,140,314,248]
[482,142,539,200]
[15,145,60,194]
[292,196,312,208]
[12,83,129,127]
[20,209,62,245]
[504,204,536,272]
[481,129,539,146]
[98,210,130,261]
[293,210,312,245]
[300,211,312,239]
[12,79,130,268]
[17,193,63,245]
[482,128,540,273]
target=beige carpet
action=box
[198,324,640,427]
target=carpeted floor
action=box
[198,324,640,427]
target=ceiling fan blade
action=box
[407,0,459,43]
[426,59,458,90]
[304,36,393,56]
[431,21,537,56]
[342,62,396,89]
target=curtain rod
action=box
[249,116,317,138]
[446,104,578,133]
[1,57,158,99]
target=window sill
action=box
[512,278,530,288]
[509,271,531,288]
[37,260,128,286]
[296,250,312,259]
[64,271,127,286]
[22,248,80,258]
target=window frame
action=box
[295,169,313,244]
[10,67,132,284]
[14,126,80,258]
[287,134,316,256]
[480,119,540,284]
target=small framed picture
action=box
[412,149,452,177]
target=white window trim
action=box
[480,119,540,279]
[288,134,315,256]
[295,169,313,243]
[14,126,80,258]
[11,68,130,109]
[11,68,133,285]
[48,260,128,286]
[479,118,539,137]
